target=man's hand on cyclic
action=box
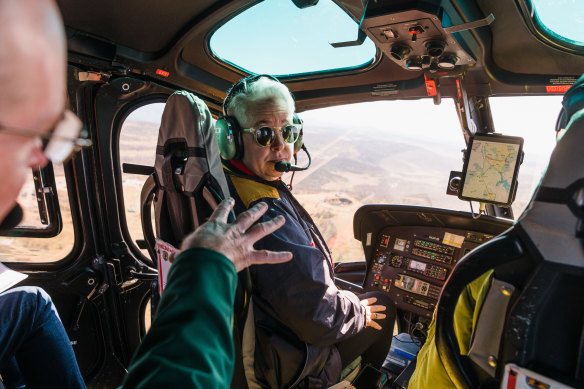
[181,198,293,272]
[361,297,387,330]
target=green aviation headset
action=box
[215,74,304,161]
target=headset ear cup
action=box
[293,113,303,154]
[215,116,242,160]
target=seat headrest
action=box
[154,90,229,197]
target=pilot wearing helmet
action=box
[215,75,395,388]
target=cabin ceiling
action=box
[57,0,584,111]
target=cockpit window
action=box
[118,98,561,266]
[295,99,466,262]
[295,97,561,263]
[489,96,562,216]
[528,0,584,47]
[209,0,377,76]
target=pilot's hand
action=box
[360,297,387,330]
[180,198,293,272]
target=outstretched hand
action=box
[360,297,387,330]
[180,198,293,272]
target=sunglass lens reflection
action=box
[282,125,297,143]
[256,127,274,146]
[254,126,297,146]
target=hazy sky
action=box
[210,0,376,75]
[126,96,562,158]
[531,0,584,44]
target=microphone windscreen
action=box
[274,161,291,172]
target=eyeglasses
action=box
[0,110,91,163]
[242,124,301,147]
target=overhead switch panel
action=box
[363,10,476,72]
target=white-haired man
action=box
[218,75,395,388]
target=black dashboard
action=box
[352,205,513,319]
[364,226,498,318]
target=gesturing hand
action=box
[180,198,293,272]
[360,297,387,330]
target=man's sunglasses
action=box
[0,110,91,163]
[242,124,300,147]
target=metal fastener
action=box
[488,355,497,367]
[500,285,512,296]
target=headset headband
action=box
[215,74,304,161]
[223,74,281,115]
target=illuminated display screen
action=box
[401,277,415,290]
[394,238,407,252]
[459,134,523,206]
[395,275,429,295]
[408,260,427,271]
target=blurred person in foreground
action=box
[0,0,86,387]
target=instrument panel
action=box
[364,226,496,318]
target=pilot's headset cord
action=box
[287,154,298,191]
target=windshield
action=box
[118,96,562,264]
[529,0,584,46]
[209,0,377,76]
[292,96,561,262]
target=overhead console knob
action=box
[437,55,458,69]
[425,41,445,57]
[406,57,423,71]
[390,45,411,61]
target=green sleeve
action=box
[408,271,493,389]
[121,247,237,389]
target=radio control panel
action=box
[364,226,495,318]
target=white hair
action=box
[227,76,295,127]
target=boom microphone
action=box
[275,144,311,172]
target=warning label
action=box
[546,85,571,93]
[372,83,399,96]
[549,76,577,85]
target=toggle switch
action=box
[408,25,424,42]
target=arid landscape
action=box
[1,99,553,263]
[0,164,74,262]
